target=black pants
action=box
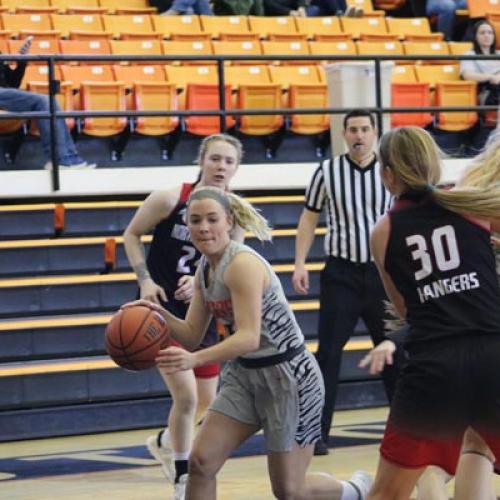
[316,257,399,441]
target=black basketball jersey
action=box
[386,194,500,346]
[146,183,200,300]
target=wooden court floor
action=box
[1,407,499,500]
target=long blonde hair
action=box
[188,186,272,242]
[378,127,500,219]
[460,128,500,189]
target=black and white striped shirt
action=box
[305,154,392,263]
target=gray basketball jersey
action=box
[198,240,304,360]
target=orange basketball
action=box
[105,305,171,371]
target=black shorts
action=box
[381,334,500,472]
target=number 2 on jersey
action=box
[406,225,461,281]
[176,245,197,274]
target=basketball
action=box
[105,305,171,371]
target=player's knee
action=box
[188,449,218,479]
[368,483,409,500]
[172,390,197,414]
[271,480,299,499]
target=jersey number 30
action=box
[406,225,460,281]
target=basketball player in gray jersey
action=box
[125,186,373,500]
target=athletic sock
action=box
[340,481,361,500]
[174,459,188,483]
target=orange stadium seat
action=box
[79,81,127,136]
[448,41,473,55]
[110,39,163,63]
[358,33,398,41]
[434,81,478,132]
[164,65,218,108]
[133,82,179,136]
[162,40,214,65]
[403,41,450,64]
[212,40,263,65]
[391,64,417,83]
[151,14,203,40]
[267,32,308,42]
[184,83,234,136]
[200,15,251,39]
[20,63,62,89]
[237,83,283,136]
[415,64,460,88]
[1,0,51,12]
[341,17,388,39]
[261,41,310,65]
[269,64,322,88]
[15,6,59,15]
[113,63,166,108]
[102,14,157,39]
[51,13,104,38]
[386,17,432,40]
[99,0,155,14]
[404,33,444,42]
[59,39,112,65]
[225,65,271,87]
[0,13,53,37]
[356,40,404,57]
[291,16,343,40]
[308,40,357,62]
[288,83,329,135]
[391,82,432,127]
[7,38,59,61]
[60,63,115,107]
[468,0,500,18]
[27,80,75,132]
[50,0,105,14]
[248,16,298,39]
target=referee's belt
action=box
[237,344,305,369]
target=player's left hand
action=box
[174,275,194,303]
[156,345,197,372]
[491,236,500,248]
[358,340,396,375]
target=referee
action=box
[293,109,399,456]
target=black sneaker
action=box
[314,439,329,456]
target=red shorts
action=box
[381,422,500,476]
[170,339,220,379]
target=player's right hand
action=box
[292,266,309,295]
[140,278,167,304]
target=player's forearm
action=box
[193,329,259,366]
[295,222,316,265]
[162,309,205,350]
[123,232,151,284]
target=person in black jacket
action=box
[0,37,95,169]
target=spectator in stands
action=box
[212,0,264,15]
[149,0,212,15]
[461,20,500,85]
[0,37,95,170]
[426,0,467,41]
[263,0,362,16]
[461,20,500,149]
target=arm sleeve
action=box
[385,325,410,349]
[304,163,326,213]
[460,51,480,77]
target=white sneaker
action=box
[44,161,96,170]
[348,470,373,499]
[146,431,175,482]
[173,473,187,500]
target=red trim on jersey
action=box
[179,182,195,204]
